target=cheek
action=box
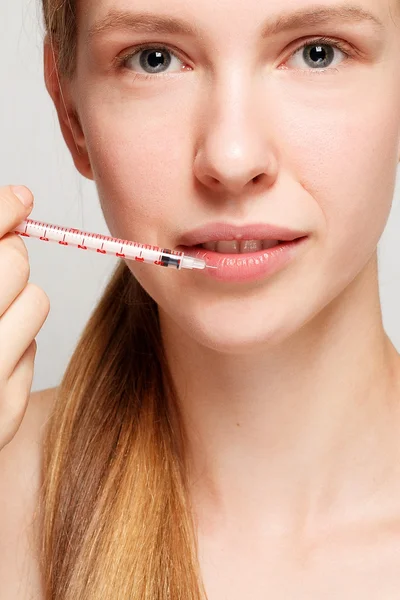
[277,74,400,268]
[77,99,200,310]
[79,93,194,243]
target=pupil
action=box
[140,49,171,73]
[307,45,332,68]
[310,46,325,63]
[148,51,165,68]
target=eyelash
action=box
[115,36,354,81]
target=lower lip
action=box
[177,237,308,283]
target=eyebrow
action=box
[87,4,385,41]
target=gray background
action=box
[1,1,400,392]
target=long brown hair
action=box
[40,2,206,598]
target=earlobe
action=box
[43,39,94,181]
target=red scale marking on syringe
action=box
[18,223,30,237]
[97,241,106,255]
[134,245,144,262]
[59,232,68,246]
[116,245,125,258]
[41,228,49,242]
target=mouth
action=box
[175,222,309,282]
[176,237,308,283]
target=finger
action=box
[0,284,50,380]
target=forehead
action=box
[76,0,395,44]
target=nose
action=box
[193,79,279,198]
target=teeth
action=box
[216,240,240,254]
[202,241,218,252]
[263,240,280,250]
[201,239,281,253]
[240,240,262,253]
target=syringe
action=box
[13,218,215,271]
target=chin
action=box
[180,313,292,355]
[144,274,305,354]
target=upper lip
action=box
[178,223,308,246]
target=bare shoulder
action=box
[0,387,58,600]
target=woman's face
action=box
[63,0,400,352]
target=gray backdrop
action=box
[2,1,400,393]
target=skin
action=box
[41,0,400,596]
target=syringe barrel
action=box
[14,220,207,270]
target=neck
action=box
[160,257,400,538]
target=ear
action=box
[43,37,94,180]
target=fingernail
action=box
[11,185,33,207]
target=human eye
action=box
[114,44,188,79]
[284,37,354,73]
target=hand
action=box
[0,185,50,450]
